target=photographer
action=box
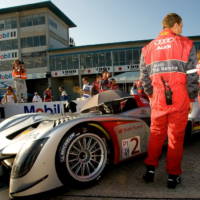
[140,13,198,188]
[12,59,27,102]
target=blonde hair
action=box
[162,13,182,29]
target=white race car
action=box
[0,90,199,199]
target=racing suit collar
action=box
[159,29,176,36]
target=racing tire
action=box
[55,125,109,188]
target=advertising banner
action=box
[51,69,78,77]
[0,50,18,61]
[2,101,67,118]
[0,71,12,81]
[0,29,17,41]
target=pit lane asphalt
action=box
[1,135,200,200]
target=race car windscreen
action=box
[98,97,138,114]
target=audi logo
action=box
[154,37,174,46]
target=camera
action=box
[165,89,173,105]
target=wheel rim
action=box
[66,133,107,182]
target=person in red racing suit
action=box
[140,13,199,189]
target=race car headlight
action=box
[11,137,48,178]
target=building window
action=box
[40,35,46,46]
[50,54,79,71]
[85,54,92,68]
[21,51,47,68]
[105,52,111,66]
[72,55,79,69]
[49,56,56,70]
[132,49,140,64]
[21,35,46,48]
[12,51,17,58]
[113,51,119,66]
[98,53,105,66]
[0,18,17,31]
[119,50,125,65]
[80,54,86,69]
[68,55,74,69]
[48,18,57,29]
[0,60,14,71]
[59,55,67,69]
[0,39,18,51]
[92,53,98,67]
[126,49,133,65]
[49,47,142,72]
[0,24,4,30]
[33,36,39,46]
[10,31,16,37]
[194,42,200,51]
[20,14,45,28]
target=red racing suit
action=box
[140,29,198,175]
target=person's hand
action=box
[189,102,193,113]
[148,95,153,106]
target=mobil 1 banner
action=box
[3,101,66,118]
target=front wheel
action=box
[56,126,108,187]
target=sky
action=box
[1,0,200,45]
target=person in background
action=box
[58,86,69,101]
[12,59,27,102]
[130,81,149,107]
[1,86,17,104]
[130,82,139,95]
[43,87,53,102]
[91,74,102,95]
[100,70,111,92]
[135,80,149,101]
[109,78,119,90]
[82,77,92,98]
[140,13,198,188]
[32,92,42,102]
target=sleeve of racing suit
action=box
[139,53,153,96]
[186,45,199,100]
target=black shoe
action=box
[167,174,181,189]
[143,165,155,183]
[0,181,4,188]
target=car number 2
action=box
[122,136,141,159]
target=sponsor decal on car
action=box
[122,136,141,159]
[115,122,144,135]
[59,132,76,162]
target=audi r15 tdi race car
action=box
[0,90,199,199]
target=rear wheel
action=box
[56,125,108,187]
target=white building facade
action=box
[0,1,76,99]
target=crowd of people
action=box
[1,85,67,104]
[0,61,122,104]
[81,70,119,98]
